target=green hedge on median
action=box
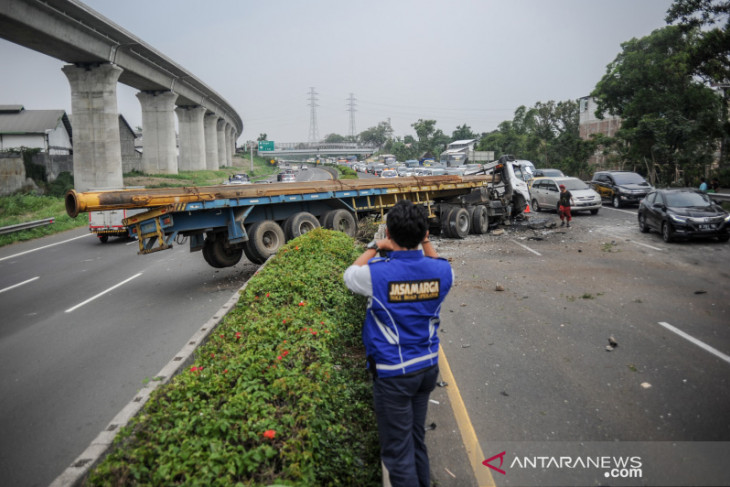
[87,229,380,486]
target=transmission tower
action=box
[307,87,319,144]
[346,93,357,140]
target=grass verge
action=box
[85,229,381,486]
[0,194,87,247]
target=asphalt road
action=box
[0,166,333,487]
[0,228,258,487]
[2,171,728,486]
[426,204,730,486]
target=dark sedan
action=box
[638,188,730,242]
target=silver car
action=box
[530,177,602,215]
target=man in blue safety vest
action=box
[344,200,454,487]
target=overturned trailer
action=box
[66,162,529,268]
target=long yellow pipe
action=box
[65,175,495,217]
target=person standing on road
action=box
[558,184,575,227]
[343,200,454,487]
[710,178,720,193]
[699,178,709,192]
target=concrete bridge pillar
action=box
[62,63,124,191]
[175,106,207,171]
[225,124,234,166]
[136,91,179,174]
[216,119,227,168]
[203,113,219,170]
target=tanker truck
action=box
[65,157,530,268]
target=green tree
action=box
[667,0,730,169]
[359,121,393,148]
[257,133,268,141]
[324,133,346,143]
[451,124,477,141]
[591,25,724,184]
[666,0,730,82]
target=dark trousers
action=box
[372,365,439,487]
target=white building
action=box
[0,105,72,155]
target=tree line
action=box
[322,0,730,185]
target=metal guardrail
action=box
[0,217,55,235]
[709,193,730,202]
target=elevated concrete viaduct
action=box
[0,0,243,191]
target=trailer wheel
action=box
[203,238,243,268]
[245,220,286,265]
[324,209,357,237]
[470,206,489,234]
[449,208,470,239]
[283,212,320,241]
[98,235,109,244]
[440,207,454,238]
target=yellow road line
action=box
[439,346,496,487]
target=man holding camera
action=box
[344,200,454,487]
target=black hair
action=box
[386,200,429,249]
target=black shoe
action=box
[567,222,571,228]
[561,221,565,227]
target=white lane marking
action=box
[594,228,664,251]
[65,272,143,313]
[602,206,637,216]
[658,321,730,365]
[629,240,664,251]
[511,239,542,256]
[0,276,39,294]
[0,233,92,263]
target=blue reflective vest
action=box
[364,250,453,378]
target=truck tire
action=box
[283,212,320,240]
[203,238,243,268]
[511,194,527,217]
[324,209,357,237]
[448,207,470,239]
[440,207,455,238]
[470,205,489,234]
[245,220,286,265]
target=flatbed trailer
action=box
[66,170,526,268]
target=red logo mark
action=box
[483,451,507,475]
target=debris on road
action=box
[609,336,618,347]
[495,284,505,291]
[437,380,448,387]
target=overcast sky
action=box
[1,0,675,145]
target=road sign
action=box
[258,141,274,151]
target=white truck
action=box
[89,209,145,243]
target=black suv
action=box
[590,171,653,208]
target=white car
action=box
[380,169,398,178]
[530,177,601,215]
